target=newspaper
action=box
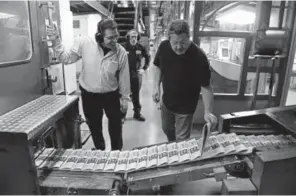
[137,148,148,170]
[187,138,201,161]
[268,135,285,145]
[38,155,57,169]
[167,142,179,164]
[38,131,292,173]
[71,157,88,171]
[277,135,294,145]
[60,152,80,170]
[200,123,211,156]
[210,136,225,154]
[93,151,110,171]
[39,150,64,169]
[126,150,139,171]
[114,151,129,172]
[35,155,49,167]
[81,149,93,157]
[157,144,169,166]
[253,135,265,147]
[35,148,57,168]
[147,146,158,168]
[245,135,262,148]
[35,148,56,167]
[228,133,247,153]
[238,135,247,142]
[52,149,70,169]
[104,151,120,171]
[286,135,296,144]
[216,134,236,154]
[202,136,224,158]
[81,151,97,171]
[71,149,83,157]
[237,135,253,154]
[71,150,93,171]
[257,135,273,146]
[177,141,190,163]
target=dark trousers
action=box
[131,74,142,113]
[161,102,193,142]
[80,86,123,150]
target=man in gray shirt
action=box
[48,18,130,150]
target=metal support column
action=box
[193,1,203,46]
[177,1,181,19]
[280,1,296,105]
[250,57,262,110]
[252,1,272,55]
[134,0,139,30]
[184,1,190,20]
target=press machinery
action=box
[0,98,296,195]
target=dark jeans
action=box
[131,74,142,113]
[80,86,122,150]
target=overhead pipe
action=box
[134,0,139,31]
[278,1,286,29]
[201,2,241,31]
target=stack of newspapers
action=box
[35,124,296,173]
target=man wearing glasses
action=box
[122,29,150,122]
[48,18,130,150]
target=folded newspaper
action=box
[35,130,296,173]
[200,123,211,156]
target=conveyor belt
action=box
[35,133,296,174]
[126,155,239,190]
[36,133,296,193]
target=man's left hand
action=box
[120,99,128,114]
[204,113,218,131]
[138,68,145,75]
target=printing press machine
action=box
[1,96,296,195]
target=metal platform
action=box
[0,95,79,140]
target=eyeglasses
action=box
[130,35,138,39]
[105,34,119,41]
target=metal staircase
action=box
[114,3,135,45]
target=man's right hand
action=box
[120,99,128,114]
[152,86,161,103]
[46,24,60,41]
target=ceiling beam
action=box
[83,0,111,16]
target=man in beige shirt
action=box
[48,18,130,150]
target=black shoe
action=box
[133,113,145,121]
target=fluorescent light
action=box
[121,0,128,8]
[0,12,15,19]
[217,10,255,25]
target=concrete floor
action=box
[80,66,206,151]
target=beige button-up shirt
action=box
[54,36,130,100]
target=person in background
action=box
[122,29,150,122]
[48,18,130,150]
[152,19,217,142]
